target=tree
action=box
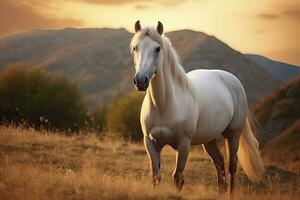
[0,65,86,132]
[105,92,144,141]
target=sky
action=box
[1,0,300,66]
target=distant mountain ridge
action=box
[0,28,284,108]
[246,54,300,82]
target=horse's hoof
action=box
[152,175,161,188]
[174,173,184,192]
[218,183,227,194]
[175,179,184,192]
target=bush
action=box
[85,106,106,133]
[0,65,86,132]
[105,92,144,141]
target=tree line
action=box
[0,65,144,141]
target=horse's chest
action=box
[141,108,197,146]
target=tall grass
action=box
[0,126,299,200]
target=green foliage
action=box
[0,65,86,131]
[105,92,144,141]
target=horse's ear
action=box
[157,21,163,35]
[135,20,141,33]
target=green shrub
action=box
[0,65,86,132]
[105,92,144,141]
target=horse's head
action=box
[130,21,164,91]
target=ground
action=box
[0,126,299,200]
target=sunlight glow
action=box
[1,0,300,65]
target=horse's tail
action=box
[237,113,265,182]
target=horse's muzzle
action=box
[133,74,149,91]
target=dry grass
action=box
[0,126,299,200]
[262,119,300,174]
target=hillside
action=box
[0,28,133,107]
[0,28,281,107]
[252,75,300,173]
[246,54,300,82]
[263,119,300,173]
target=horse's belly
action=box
[191,129,223,144]
[191,112,232,144]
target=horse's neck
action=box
[148,55,187,112]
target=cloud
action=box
[257,13,280,20]
[159,0,186,7]
[134,4,150,10]
[133,0,186,10]
[0,0,82,36]
[79,0,186,7]
[257,6,300,21]
[81,0,141,4]
[282,8,300,19]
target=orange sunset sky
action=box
[1,0,300,65]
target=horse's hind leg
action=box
[203,140,227,194]
[223,129,240,195]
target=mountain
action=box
[246,54,300,82]
[0,28,133,107]
[251,75,300,173]
[0,28,281,107]
[263,119,300,174]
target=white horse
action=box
[130,21,264,194]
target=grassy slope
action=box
[263,119,300,173]
[0,127,299,200]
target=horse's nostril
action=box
[144,77,149,84]
[133,76,137,85]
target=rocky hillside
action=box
[252,75,300,173]
[263,119,300,173]
[0,28,282,107]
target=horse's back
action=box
[187,69,245,103]
[187,69,248,143]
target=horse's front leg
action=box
[144,136,162,187]
[173,138,191,192]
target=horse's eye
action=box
[133,46,138,51]
[155,47,161,53]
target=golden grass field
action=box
[0,126,299,200]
